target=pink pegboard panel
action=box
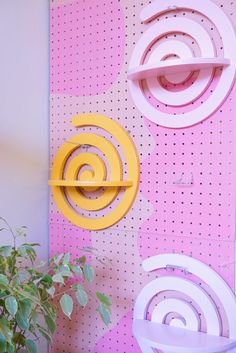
[50,0,125,96]
[94,311,139,353]
[50,214,92,260]
[139,100,235,243]
[50,0,236,352]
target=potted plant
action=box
[0,217,111,353]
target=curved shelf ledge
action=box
[128,58,231,81]
[133,319,236,353]
[48,180,133,187]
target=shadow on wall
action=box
[0,135,45,170]
[0,134,48,247]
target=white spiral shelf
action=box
[133,254,236,353]
[128,0,236,127]
[128,58,231,81]
[133,319,236,353]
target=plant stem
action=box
[0,217,16,248]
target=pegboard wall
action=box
[50,0,236,352]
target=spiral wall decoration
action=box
[49,114,140,230]
[133,254,236,353]
[128,0,236,128]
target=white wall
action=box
[0,0,49,252]
[0,1,49,350]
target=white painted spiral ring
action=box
[128,0,236,128]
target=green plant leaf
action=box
[5,296,18,316]
[52,272,64,283]
[31,310,40,326]
[29,324,38,338]
[7,256,16,275]
[46,286,55,297]
[71,265,83,277]
[0,274,9,286]
[18,244,37,262]
[50,253,64,265]
[25,339,37,353]
[19,270,31,282]
[76,255,86,264]
[41,274,53,286]
[24,283,38,295]
[55,253,64,265]
[16,311,29,330]
[25,245,37,261]
[0,317,12,343]
[97,303,111,326]
[15,287,37,306]
[33,276,44,285]
[13,332,26,346]
[45,315,56,335]
[0,256,6,273]
[0,291,7,299]
[0,333,6,351]
[83,264,94,283]
[0,246,12,257]
[38,287,48,301]
[26,242,40,247]
[63,253,70,265]
[60,270,73,277]
[41,302,57,320]
[60,294,73,319]
[15,300,31,330]
[58,264,72,277]
[59,264,70,271]
[27,268,39,276]
[96,292,112,307]
[37,325,52,343]
[19,299,32,318]
[76,285,88,307]
[7,342,15,353]
[18,245,27,257]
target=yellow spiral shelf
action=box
[49,114,140,230]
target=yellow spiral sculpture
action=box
[49,114,140,230]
